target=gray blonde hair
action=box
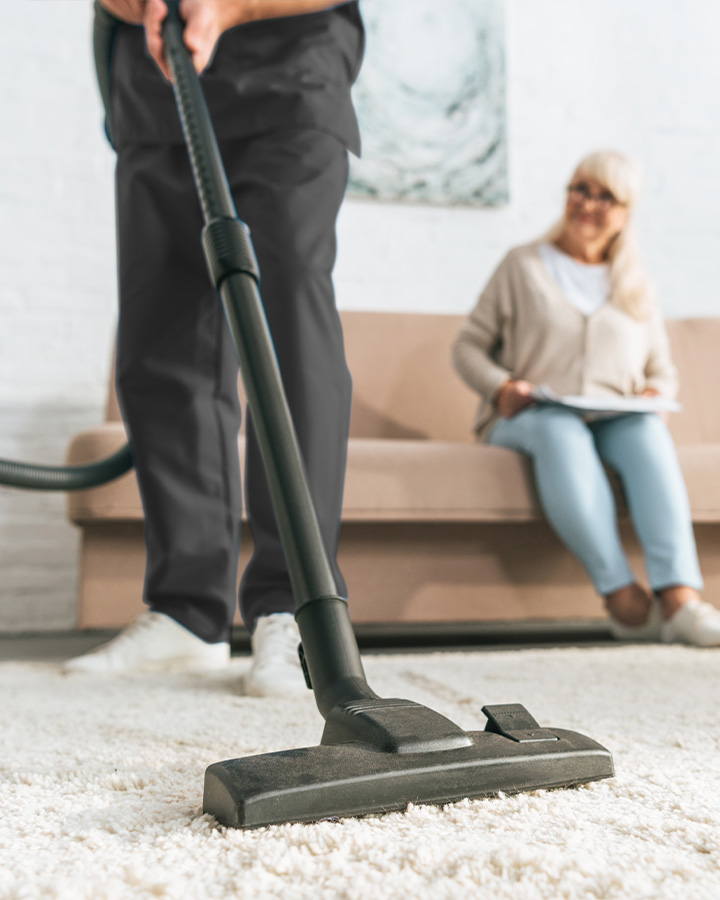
[546,150,652,321]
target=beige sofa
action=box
[66,313,720,630]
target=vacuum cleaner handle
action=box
[162,0,377,716]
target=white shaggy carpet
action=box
[1,645,720,900]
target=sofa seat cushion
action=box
[343,439,540,521]
[66,427,543,524]
[66,425,720,527]
[343,441,720,523]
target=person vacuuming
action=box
[1,0,615,826]
[62,0,365,694]
[127,0,613,827]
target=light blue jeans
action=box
[487,407,703,596]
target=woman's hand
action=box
[640,386,670,425]
[495,380,536,419]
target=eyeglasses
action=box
[566,182,623,212]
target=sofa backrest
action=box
[665,318,720,444]
[105,313,720,445]
[343,312,477,441]
[106,311,479,442]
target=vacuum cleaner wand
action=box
[162,1,614,828]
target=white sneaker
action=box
[244,613,309,698]
[61,611,230,674]
[661,599,720,647]
[608,599,663,642]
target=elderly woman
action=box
[453,150,720,646]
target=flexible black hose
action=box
[0,445,133,492]
[0,6,133,493]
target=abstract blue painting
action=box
[348,0,507,206]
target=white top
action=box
[537,241,610,315]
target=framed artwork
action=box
[348,0,508,206]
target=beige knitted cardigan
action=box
[452,242,678,440]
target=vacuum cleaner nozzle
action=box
[203,702,613,828]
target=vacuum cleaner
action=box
[1,1,614,828]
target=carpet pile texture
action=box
[1,644,719,899]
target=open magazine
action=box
[531,385,682,417]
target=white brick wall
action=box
[1,1,719,631]
[337,1,720,318]
[1,2,117,632]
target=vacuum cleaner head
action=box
[204,701,613,828]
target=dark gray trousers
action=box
[114,128,352,642]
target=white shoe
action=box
[661,599,720,647]
[61,611,230,674]
[608,599,663,642]
[244,613,309,698]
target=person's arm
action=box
[452,254,535,419]
[643,309,679,400]
[640,308,678,425]
[144,0,353,78]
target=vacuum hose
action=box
[0,4,130,492]
[0,446,133,492]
